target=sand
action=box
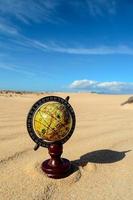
[0,93,133,200]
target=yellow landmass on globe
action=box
[33,102,72,141]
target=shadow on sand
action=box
[71,149,131,171]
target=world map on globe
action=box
[33,102,72,142]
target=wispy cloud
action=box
[0,61,57,80]
[25,40,133,55]
[0,16,19,35]
[0,0,117,32]
[85,0,116,16]
[69,0,117,17]
[1,28,133,56]
[50,45,133,55]
[0,0,121,55]
[0,0,62,37]
[0,0,131,57]
[0,23,18,35]
[0,53,5,57]
[0,0,119,38]
[0,63,35,76]
[69,79,133,93]
[0,0,58,24]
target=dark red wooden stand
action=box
[41,143,71,179]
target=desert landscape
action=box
[0,92,133,200]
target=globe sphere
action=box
[33,102,72,142]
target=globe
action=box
[33,102,72,142]
[27,96,76,178]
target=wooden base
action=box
[41,143,71,179]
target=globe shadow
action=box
[71,149,131,171]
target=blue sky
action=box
[1,0,133,93]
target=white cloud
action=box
[97,81,130,92]
[69,79,133,93]
[70,79,97,89]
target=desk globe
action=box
[27,96,76,178]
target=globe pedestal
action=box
[41,143,71,179]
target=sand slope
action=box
[0,93,133,200]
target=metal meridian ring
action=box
[26,96,76,148]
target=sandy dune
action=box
[0,93,133,200]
